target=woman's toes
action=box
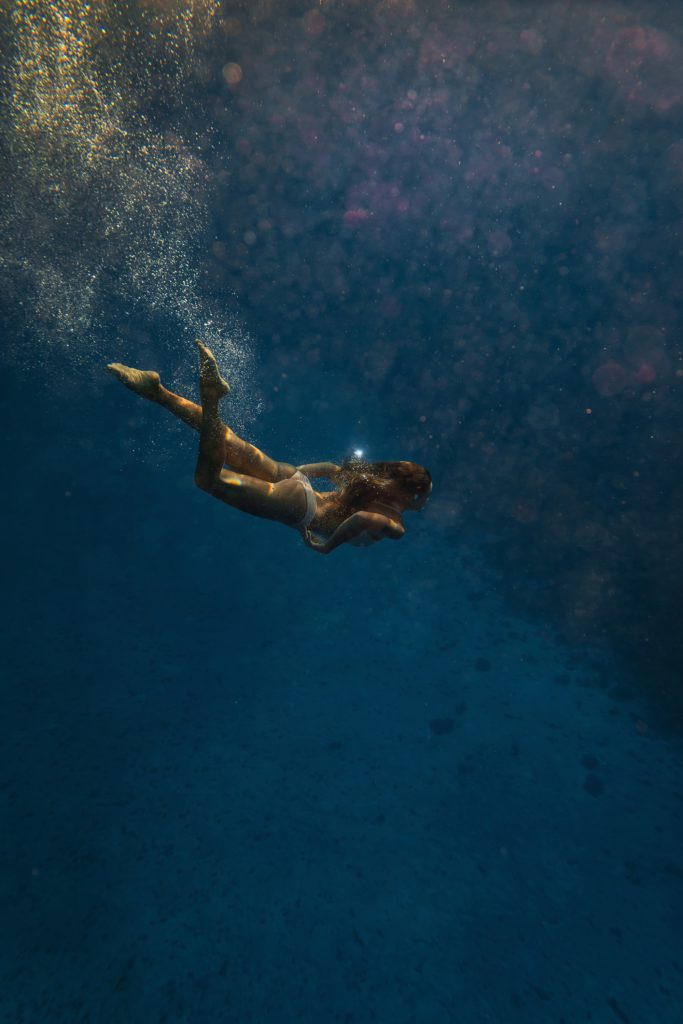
[107,364,160,396]
[195,340,230,394]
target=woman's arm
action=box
[304,511,403,554]
[296,461,341,479]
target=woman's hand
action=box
[303,528,329,553]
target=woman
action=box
[107,341,432,554]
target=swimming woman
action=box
[107,341,432,554]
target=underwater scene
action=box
[1,1,682,1021]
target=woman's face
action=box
[390,478,432,511]
[387,464,430,512]
[410,482,432,510]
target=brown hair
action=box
[334,457,432,514]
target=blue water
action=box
[2,2,683,1022]
[1,365,680,1023]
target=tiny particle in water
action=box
[430,717,454,735]
[584,773,604,797]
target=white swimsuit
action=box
[291,470,318,531]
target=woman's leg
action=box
[194,342,230,492]
[191,343,305,526]
[107,360,296,482]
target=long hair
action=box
[334,457,432,514]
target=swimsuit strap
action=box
[291,470,317,530]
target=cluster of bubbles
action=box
[1,0,254,411]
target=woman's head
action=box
[335,458,432,514]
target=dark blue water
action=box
[2,361,681,1022]
[2,2,683,1022]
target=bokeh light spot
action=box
[222,62,243,86]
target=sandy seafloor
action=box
[1,367,682,1024]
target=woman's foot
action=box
[195,339,230,396]
[107,363,161,398]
